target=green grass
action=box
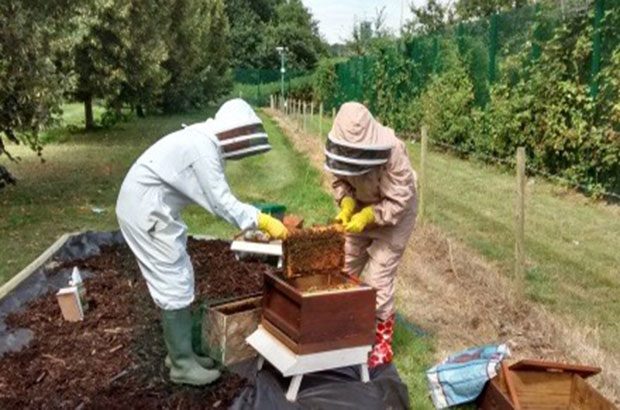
[407,143,620,354]
[393,316,435,409]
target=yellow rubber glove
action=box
[345,206,375,233]
[257,213,288,240]
[335,196,356,225]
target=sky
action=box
[303,0,426,44]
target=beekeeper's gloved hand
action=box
[258,213,288,240]
[345,206,375,233]
[335,196,356,225]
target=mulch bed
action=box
[0,238,275,409]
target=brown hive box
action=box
[478,359,615,410]
[262,225,376,354]
[203,296,262,366]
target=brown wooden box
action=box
[478,360,615,410]
[202,296,262,366]
[262,271,376,354]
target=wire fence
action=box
[268,98,620,355]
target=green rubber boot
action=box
[164,354,214,369]
[161,307,220,386]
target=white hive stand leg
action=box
[286,374,304,402]
[360,363,370,383]
[257,355,265,371]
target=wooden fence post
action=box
[270,95,274,110]
[319,103,324,136]
[515,147,526,289]
[310,101,315,133]
[332,107,336,120]
[419,126,428,223]
[303,102,307,132]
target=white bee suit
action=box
[116,99,270,310]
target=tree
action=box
[73,1,128,129]
[261,0,327,69]
[225,0,284,68]
[1,0,85,161]
[406,0,451,35]
[161,0,232,112]
[455,0,529,19]
[348,7,392,56]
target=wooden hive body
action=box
[263,226,376,354]
[203,296,262,365]
[478,360,615,410]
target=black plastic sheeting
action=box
[230,359,410,409]
[0,231,411,409]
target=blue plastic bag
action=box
[426,343,510,408]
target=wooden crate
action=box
[202,296,262,366]
[478,359,615,410]
[262,271,376,354]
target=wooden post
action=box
[515,147,526,288]
[270,95,274,110]
[419,127,428,223]
[319,103,324,136]
[310,101,315,133]
[332,107,336,120]
[303,102,307,132]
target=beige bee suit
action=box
[328,102,417,320]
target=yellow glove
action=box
[258,213,288,240]
[335,196,356,225]
[345,206,375,233]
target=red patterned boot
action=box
[368,314,395,368]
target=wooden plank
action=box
[502,361,522,410]
[512,370,573,409]
[479,379,515,410]
[510,360,601,379]
[569,374,616,409]
[0,232,74,301]
[204,296,262,366]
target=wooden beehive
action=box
[262,271,376,354]
[478,359,615,410]
[202,296,262,366]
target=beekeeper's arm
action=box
[372,141,416,226]
[191,150,287,238]
[191,153,257,230]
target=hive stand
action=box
[230,240,283,268]
[247,325,371,402]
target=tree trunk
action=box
[136,104,145,118]
[84,95,94,130]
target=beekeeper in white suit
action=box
[116,98,288,386]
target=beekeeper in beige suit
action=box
[324,102,417,368]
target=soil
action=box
[283,226,345,278]
[0,239,274,409]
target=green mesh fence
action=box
[331,0,617,110]
[232,68,310,106]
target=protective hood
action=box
[325,102,393,176]
[211,98,271,160]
